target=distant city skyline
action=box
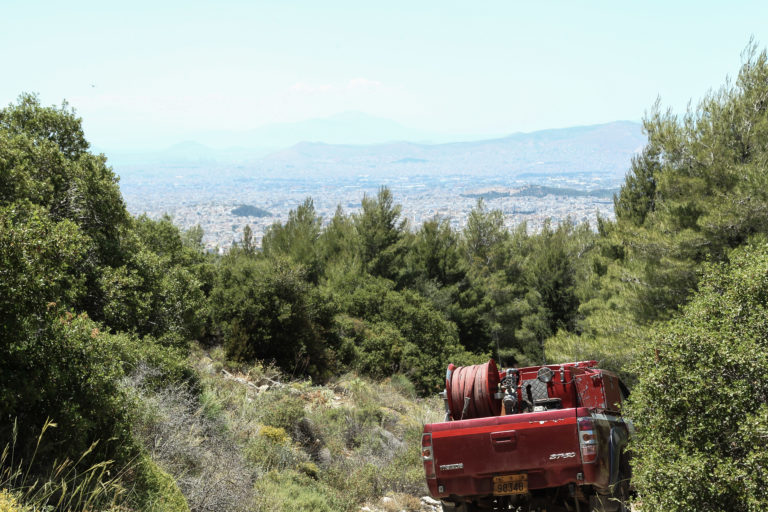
[2,0,767,151]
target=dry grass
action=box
[128,363,255,512]
[0,420,129,512]
[128,345,444,511]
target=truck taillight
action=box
[577,417,597,463]
[422,433,436,478]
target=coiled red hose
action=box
[445,360,501,420]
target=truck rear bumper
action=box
[427,464,586,498]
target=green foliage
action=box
[0,309,131,466]
[95,215,207,340]
[0,94,128,269]
[625,240,768,511]
[318,205,359,270]
[98,246,206,340]
[0,93,89,158]
[523,220,583,334]
[0,94,209,510]
[354,187,407,281]
[609,45,768,322]
[551,46,768,373]
[330,273,481,393]
[133,214,185,264]
[0,203,88,336]
[263,197,323,281]
[259,393,306,433]
[458,215,596,367]
[0,420,130,512]
[253,470,351,512]
[211,255,335,378]
[132,454,190,512]
[463,199,509,269]
[405,216,465,287]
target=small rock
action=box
[375,427,405,451]
[381,496,393,504]
[421,496,440,506]
[317,447,332,466]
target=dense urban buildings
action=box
[119,168,621,252]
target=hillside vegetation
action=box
[2,45,768,511]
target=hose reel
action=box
[445,360,502,420]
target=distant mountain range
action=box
[198,111,441,150]
[461,185,618,200]
[258,121,644,178]
[106,117,645,180]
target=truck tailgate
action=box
[426,409,581,496]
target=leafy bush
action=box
[98,246,206,340]
[259,392,306,434]
[132,455,189,512]
[211,255,335,379]
[0,94,129,270]
[331,274,483,393]
[0,203,88,337]
[0,310,131,465]
[626,240,768,511]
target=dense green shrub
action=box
[331,274,484,393]
[98,248,206,340]
[626,240,768,511]
[0,94,129,270]
[259,392,306,433]
[0,309,130,464]
[211,255,335,378]
[131,454,190,512]
[0,203,88,336]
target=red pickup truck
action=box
[421,360,632,512]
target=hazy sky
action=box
[2,0,767,150]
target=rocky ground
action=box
[360,495,441,512]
